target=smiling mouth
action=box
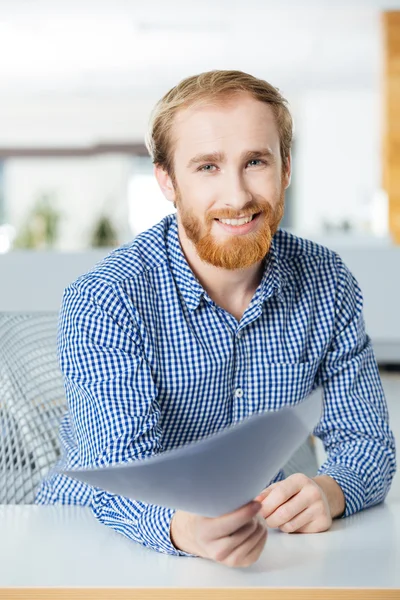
[214,213,261,227]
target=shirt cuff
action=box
[316,464,365,518]
[139,504,197,557]
[92,490,196,557]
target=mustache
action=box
[206,201,273,223]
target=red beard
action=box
[176,190,285,270]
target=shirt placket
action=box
[232,326,248,422]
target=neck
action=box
[177,220,264,321]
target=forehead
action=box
[171,93,280,157]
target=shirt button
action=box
[234,388,244,398]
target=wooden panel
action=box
[383,11,400,244]
[1,590,400,600]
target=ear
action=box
[282,152,292,189]
[154,165,177,204]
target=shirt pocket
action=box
[249,359,320,413]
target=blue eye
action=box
[248,159,265,167]
[199,164,216,172]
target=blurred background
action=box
[0,0,399,252]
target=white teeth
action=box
[218,215,253,226]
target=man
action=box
[37,70,396,568]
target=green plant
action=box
[90,214,118,247]
[14,192,61,249]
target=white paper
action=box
[65,391,322,517]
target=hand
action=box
[255,473,344,534]
[170,501,268,567]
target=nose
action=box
[223,172,252,212]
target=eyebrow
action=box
[186,148,275,169]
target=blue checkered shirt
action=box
[36,214,396,555]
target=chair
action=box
[0,312,65,503]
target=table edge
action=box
[0,588,399,600]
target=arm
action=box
[58,278,186,555]
[256,255,395,532]
[60,278,269,565]
[314,255,396,517]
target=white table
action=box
[0,500,399,599]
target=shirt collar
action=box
[166,217,204,312]
[257,232,289,304]
[166,216,288,312]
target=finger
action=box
[292,512,332,534]
[211,501,261,539]
[212,518,259,562]
[278,506,316,533]
[225,518,259,552]
[242,527,268,567]
[260,475,306,518]
[225,522,268,568]
[254,485,276,503]
[265,492,310,528]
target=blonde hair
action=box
[146,70,293,177]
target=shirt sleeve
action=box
[313,255,396,517]
[58,277,192,556]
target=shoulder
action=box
[78,214,174,286]
[66,215,175,294]
[273,229,343,281]
[274,229,362,307]
[61,215,175,325]
[274,229,337,264]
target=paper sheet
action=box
[65,391,322,517]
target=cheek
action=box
[180,179,218,213]
[255,174,283,205]
[252,170,281,193]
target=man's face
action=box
[159,93,290,270]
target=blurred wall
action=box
[295,90,381,234]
